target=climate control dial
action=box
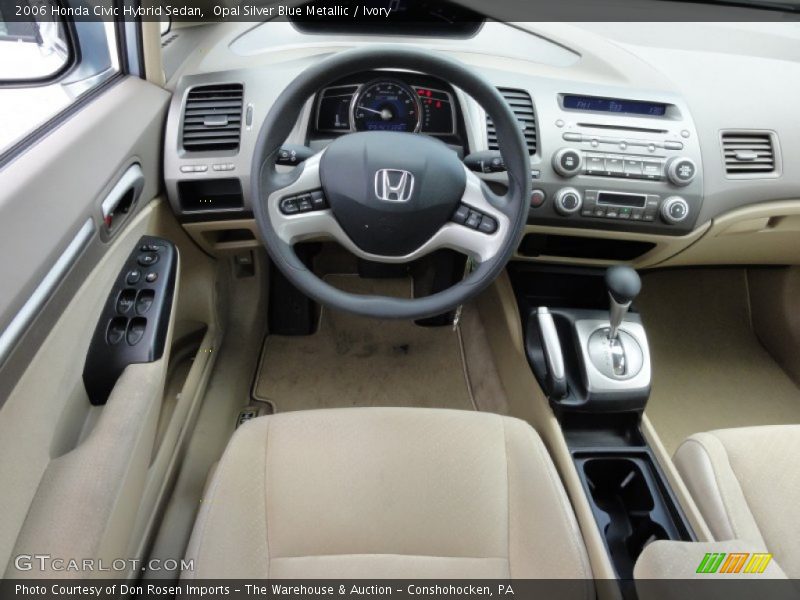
[661,196,690,224]
[552,148,583,177]
[554,187,583,216]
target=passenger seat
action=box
[674,425,800,577]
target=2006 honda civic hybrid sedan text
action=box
[1,1,799,599]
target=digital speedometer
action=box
[353,80,421,133]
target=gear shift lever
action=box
[604,266,641,340]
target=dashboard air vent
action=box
[182,84,244,152]
[487,88,537,154]
[721,131,776,176]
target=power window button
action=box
[138,253,159,267]
[127,318,146,346]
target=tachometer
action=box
[353,80,421,133]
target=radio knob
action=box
[666,157,697,186]
[661,196,690,224]
[553,148,583,177]
[554,188,583,216]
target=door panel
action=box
[0,203,171,574]
[0,73,221,577]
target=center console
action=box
[511,264,695,594]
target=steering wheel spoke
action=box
[268,152,339,245]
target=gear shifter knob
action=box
[605,265,642,305]
[605,266,641,339]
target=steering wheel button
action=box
[310,191,328,209]
[452,205,470,224]
[280,198,299,214]
[297,195,313,212]
[466,211,482,229]
[478,216,498,234]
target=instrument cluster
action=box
[313,73,459,139]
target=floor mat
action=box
[253,275,475,412]
[637,269,800,455]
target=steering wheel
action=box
[251,46,531,320]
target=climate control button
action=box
[661,196,690,224]
[552,148,583,177]
[554,188,583,216]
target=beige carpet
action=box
[254,275,475,412]
[638,269,800,455]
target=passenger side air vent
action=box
[487,88,537,154]
[182,84,244,152]
[721,131,777,177]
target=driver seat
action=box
[182,408,592,585]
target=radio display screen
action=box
[563,95,668,117]
[597,192,647,208]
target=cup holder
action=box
[580,456,679,580]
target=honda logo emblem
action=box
[374,169,414,203]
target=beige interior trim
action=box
[182,219,263,255]
[476,274,621,595]
[141,21,166,87]
[514,222,710,268]
[640,415,713,542]
[748,267,800,386]
[660,199,800,266]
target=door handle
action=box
[100,163,145,233]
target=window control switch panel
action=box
[82,236,178,405]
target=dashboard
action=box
[161,19,800,268]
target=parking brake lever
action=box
[536,307,567,399]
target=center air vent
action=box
[721,131,777,177]
[487,88,537,154]
[182,84,244,152]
